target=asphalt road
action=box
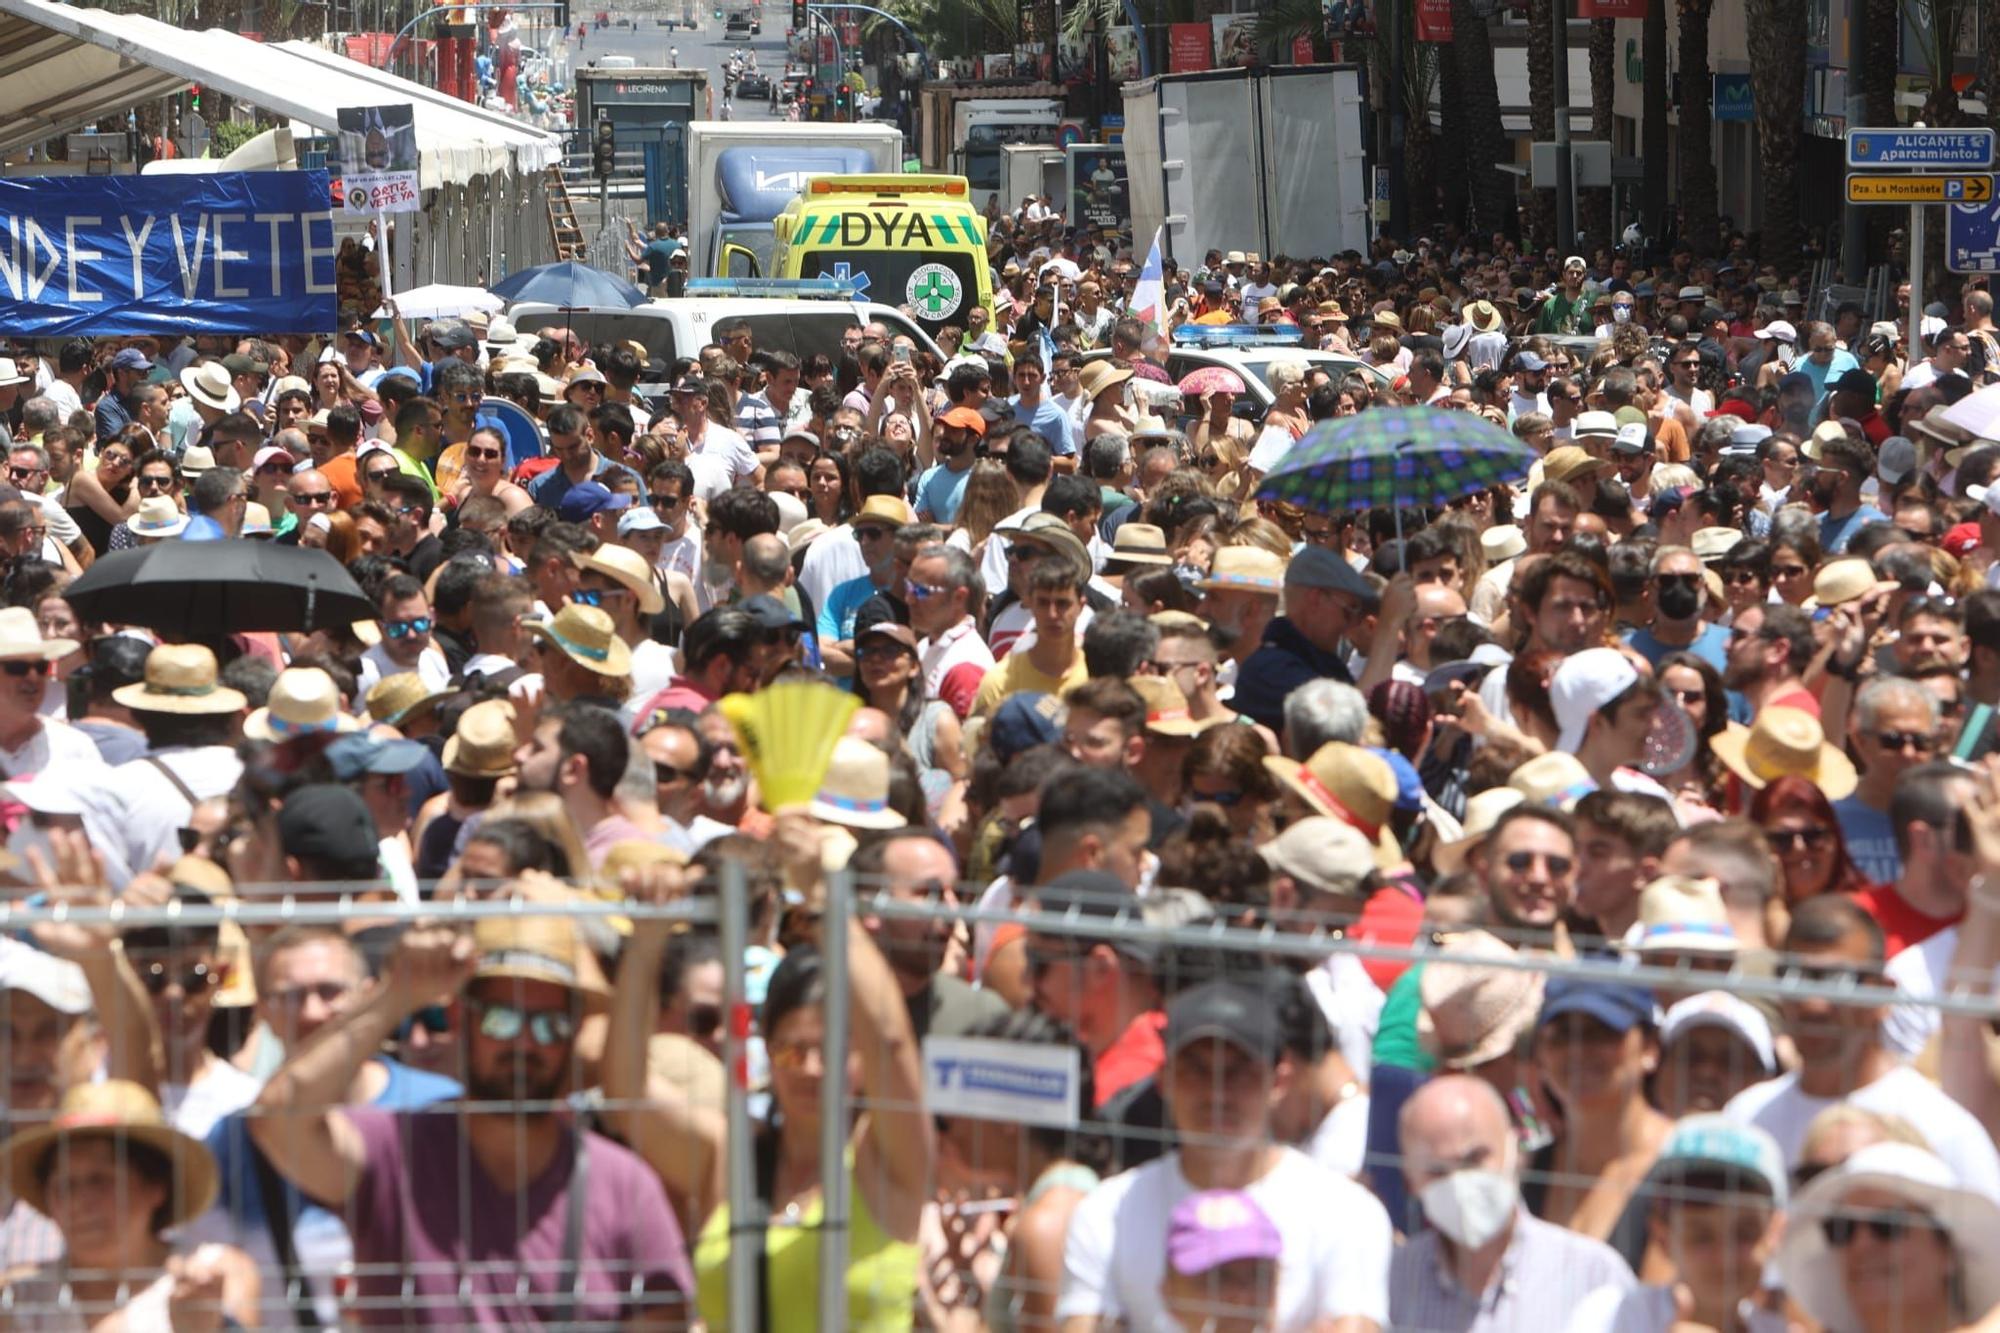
[570,9,792,120]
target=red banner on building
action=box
[1292,35,1316,64]
[1579,0,1648,17]
[1415,0,1453,42]
[1168,23,1211,71]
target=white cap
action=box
[1550,647,1640,752]
[1660,990,1776,1073]
[0,938,90,1015]
[617,506,668,536]
[1754,319,1797,343]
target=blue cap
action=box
[1537,977,1657,1034]
[1372,748,1425,813]
[989,692,1063,761]
[111,347,153,371]
[1777,371,1814,395]
[378,366,421,386]
[1515,350,1548,372]
[326,734,431,781]
[557,481,634,524]
[1633,283,1655,298]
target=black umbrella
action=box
[63,540,374,637]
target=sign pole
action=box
[1911,199,1924,362]
[375,210,395,306]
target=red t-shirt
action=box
[1766,685,1822,719]
[1356,878,1427,992]
[1094,1010,1166,1110]
[1854,882,1961,958]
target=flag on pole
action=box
[1128,226,1165,330]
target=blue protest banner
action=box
[0,170,338,335]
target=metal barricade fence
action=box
[0,872,1997,1330]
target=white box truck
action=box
[999,142,1065,211]
[1122,64,1368,264]
[684,120,905,277]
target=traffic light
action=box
[791,0,807,30]
[189,84,202,112]
[592,116,616,178]
[833,83,851,119]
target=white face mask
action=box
[1420,1154,1519,1250]
[1612,305,1632,323]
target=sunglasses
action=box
[571,587,627,608]
[384,617,433,639]
[1874,730,1934,753]
[0,660,50,678]
[465,445,503,461]
[655,761,698,785]
[269,981,350,1009]
[1655,573,1702,589]
[1503,850,1573,876]
[854,525,893,542]
[468,998,576,1046]
[1768,827,1829,851]
[366,468,400,484]
[904,579,946,601]
[651,494,687,510]
[291,491,334,507]
[395,1004,453,1042]
[1821,1211,1942,1247]
[138,960,215,996]
[136,474,176,491]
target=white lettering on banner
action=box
[923,1035,1080,1129]
[63,217,102,305]
[0,217,60,302]
[211,213,248,299]
[0,211,337,304]
[116,214,153,302]
[170,212,211,299]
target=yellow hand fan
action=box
[717,680,860,810]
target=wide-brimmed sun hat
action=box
[523,603,634,678]
[2,1079,217,1229]
[1710,707,1857,800]
[112,643,245,715]
[244,666,362,741]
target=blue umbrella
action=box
[488,261,646,309]
[1254,406,1539,566]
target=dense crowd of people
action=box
[4,219,2000,1332]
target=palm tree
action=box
[1526,0,1557,248]
[1676,0,1719,256]
[1251,0,1336,60]
[1746,0,1807,264]
[1580,15,1615,251]
[1452,0,1515,236]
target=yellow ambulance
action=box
[768,174,993,339]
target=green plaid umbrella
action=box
[1253,406,1538,515]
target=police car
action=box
[1082,325,1391,421]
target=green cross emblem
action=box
[914,272,957,316]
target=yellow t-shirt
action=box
[972,650,1088,719]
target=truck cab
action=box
[710,145,878,277]
[955,98,1063,197]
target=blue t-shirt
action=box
[1798,348,1860,402]
[818,572,890,650]
[527,454,644,510]
[1820,504,1887,555]
[205,1056,460,1241]
[1623,621,1730,674]
[915,461,973,523]
[1831,795,1901,884]
[1012,395,1078,455]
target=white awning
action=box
[0,0,561,186]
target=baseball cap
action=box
[739,594,806,632]
[935,406,987,434]
[671,374,710,396]
[1550,647,1640,752]
[1755,319,1798,343]
[277,784,381,869]
[1167,1191,1282,1277]
[1647,1114,1788,1206]
[1833,369,1877,397]
[557,482,635,524]
[1611,423,1650,455]
[427,319,477,350]
[0,937,90,1015]
[1659,990,1777,1074]
[252,445,297,472]
[1284,545,1379,605]
[617,506,668,536]
[1877,435,1917,484]
[989,692,1064,761]
[111,347,153,371]
[781,428,821,450]
[1536,976,1657,1034]
[1256,818,1376,896]
[1165,978,1284,1063]
[325,735,431,782]
[1515,350,1548,372]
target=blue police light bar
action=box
[1170,323,1309,349]
[681,277,860,300]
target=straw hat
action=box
[1631,875,1738,955]
[364,672,446,728]
[1108,523,1172,566]
[1077,359,1134,402]
[786,518,830,552]
[0,607,73,667]
[241,501,274,538]
[572,544,666,616]
[855,494,915,527]
[1466,300,1504,333]
[1263,742,1401,869]
[113,644,245,715]
[1417,929,1545,1071]
[2,1080,218,1228]
[1433,787,1525,876]
[1129,675,1220,738]
[995,512,1092,580]
[240,667,360,740]
[524,604,634,678]
[1691,527,1743,562]
[1507,750,1597,808]
[471,914,610,1012]
[178,445,216,479]
[807,735,905,830]
[1480,525,1526,564]
[1710,707,1857,800]
[1779,1143,2000,1333]
[129,496,188,539]
[179,362,240,414]
[1200,545,1286,594]
[1541,445,1607,485]
[444,699,521,777]
[1811,557,1879,610]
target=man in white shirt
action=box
[1237,256,1278,322]
[1058,977,1391,1332]
[82,643,246,890]
[1724,893,2000,1201]
[673,374,760,487]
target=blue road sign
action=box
[1949,201,2000,274]
[1847,127,1995,169]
